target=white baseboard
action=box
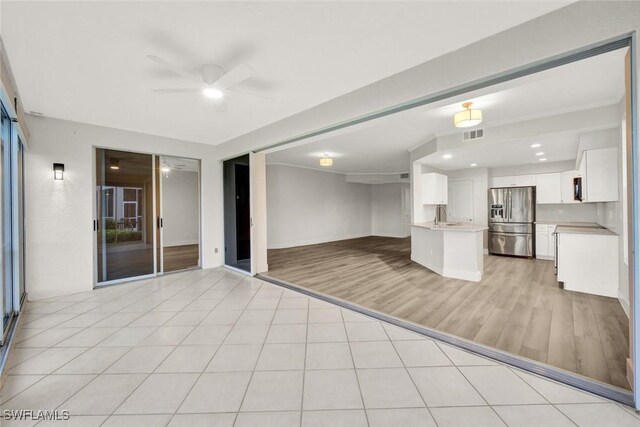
[618,289,630,317]
[163,239,199,247]
[371,232,411,239]
[268,232,372,249]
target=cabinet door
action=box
[536,224,549,257]
[578,152,587,200]
[585,147,618,202]
[516,175,536,187]
[561,170,580,203]
[548,224,557,259]
[536,173,562,204]
[491,176,517,187]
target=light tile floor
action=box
[1,268,639,426]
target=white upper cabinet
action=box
[421,173,448,205]
[535,173,562,204]
[490,175,536,188]
[582,147,618,202]
[560,170,581,203]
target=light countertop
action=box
[535,221,600,227]
[412,222,488,232]
[554,225,617,236]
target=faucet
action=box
[434,204,447,225]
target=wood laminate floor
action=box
[163,244,199,272]
[266,236,631,390]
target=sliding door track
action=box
[258,273,634,407]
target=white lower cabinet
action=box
[535,223,556,260]
[557,231,619,298]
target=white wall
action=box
[162,170,199,247]
[596,121,630,315]
[371,183,410,238]
[25,116,221,300]
[266,164,372,249]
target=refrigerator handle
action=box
[507,189,511,221]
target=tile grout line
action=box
[230,277,285,426]
[298,294,310,427]
[5,269,224,421]
[341,309,371,427]
[105,270,237,421]
[384,325,440,427]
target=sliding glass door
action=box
[95,149,154,283]
[0,104,26,345]
[158,156,200,273]
[95,149,202,285]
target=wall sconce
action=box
[53,163,65,180]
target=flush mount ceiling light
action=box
[535,152,545,156]
[442,154,452,159]
[539,158,548,162]
[531,143,541,148]
[109,158,120,170]
[470,163,478,167]
[202,87,224,99]
[319,155,333,167]
[453,102,483,128]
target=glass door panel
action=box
[95,149,154,283]
[1,107,11,335]
[160,156,200,272]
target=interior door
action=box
[250,152,268,275]
[447,180,474,223]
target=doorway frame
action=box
[92,146,203,287]
[253,34,639,407]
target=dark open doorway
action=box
[224,154,251,272]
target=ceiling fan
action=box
[148,55,268,112]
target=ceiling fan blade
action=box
[147,55,201,83]
[226,88,273,101]
[213,63,254,89]
[212,98,228,113]
[151,88,201,94]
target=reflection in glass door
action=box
[159,156,200,272]
[95,149,154,283]
[1,107,12,334]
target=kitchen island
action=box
[411,222,488,282]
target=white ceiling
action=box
[1,1,570,145]
[266,47,626,173]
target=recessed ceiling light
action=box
[539,158,547,162]
[535,152,545,156]
[442,154,452,159]
[202,87,224,99]
[531,143,541,148]
[470,163,477,167]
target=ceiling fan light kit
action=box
[148,55,261,112]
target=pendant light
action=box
[453,102,483,128]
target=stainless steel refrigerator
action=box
[488,186,535,257]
